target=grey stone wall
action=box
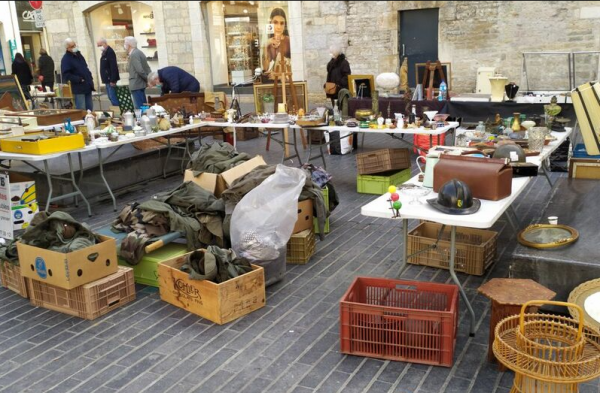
[302,1,600,104]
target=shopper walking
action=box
[97,38,120,106]
[147,66,200,95]
[61,38,95,110]
[12,53,33,100]
[37,49,55,99]
[125,36,151,109]
[324,44,351,106]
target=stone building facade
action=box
[41,1,600,107]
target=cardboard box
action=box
[18,235,118,290]
[293,199,314,234]
[184,155,266,197]
[28,266,135,320]
[158,252,265,325]
[0,173,37,239]
[1,260,28,297]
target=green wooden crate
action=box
[314,185,330,234]
[118,243,188,287]
[357,168,412,195]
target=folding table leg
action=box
[450,226,476,336]
[68,154,91,217]
[541,160,554,188]
[163,137,173,179]
[97,149,117,212]
[43,160,53,213]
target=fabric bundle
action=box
[180,246,252,283]
[188,142,251,176]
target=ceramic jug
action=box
[416,153,441,188]
[123,111,135,128]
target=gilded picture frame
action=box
[253,81,308,113]
[348,75,375,98]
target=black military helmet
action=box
[427,179,481,215]
[493,144,526,163]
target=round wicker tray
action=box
[569,278,600,333]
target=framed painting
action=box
[348,75,375,98]
[0,75,28,111]
[253,81,308,113]
[415,62,452,91]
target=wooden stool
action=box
[478,278,556,370]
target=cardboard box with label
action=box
[293,199,314,234]
[18,235,118,290]
[184,155,266,197]
[0,173,37,239]
[158,252,266,324]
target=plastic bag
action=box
[230,165,306,285]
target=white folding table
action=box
[0,145,95,216]
[361,174,532,336]
[300,122,459,169]
[94,123,207,211]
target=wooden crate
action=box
[158,252,265,325]
[407,222,498,276]
[287,229,316,264]
[28,266,135,320]
[5,109,87,125]
[236,127,259,141]
[356,148,410,175]
[569,157,600,179]
[0,260,28,298]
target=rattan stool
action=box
[478,278,555,370]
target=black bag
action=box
[329,131,342,155]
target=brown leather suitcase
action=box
[433,155,513,201]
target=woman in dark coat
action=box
[325,45,351,106]
[12,53,33,99]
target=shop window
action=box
[208,1,291,86]
[89,2,156,80]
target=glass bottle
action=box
[333,99,340,122]
[409,105,416,124]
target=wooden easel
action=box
[266,56,307,151]
[421,60,447,100]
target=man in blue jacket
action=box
[97,38,119,106]
[61,38,95,110]
[147,66,200,96]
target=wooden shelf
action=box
[142,46,157,49]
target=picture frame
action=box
[0,75,28,111]
[348,75,375,98]
[253,81,308,113]
[415,62,452,91]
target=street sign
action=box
[29,1,43,10]
[34,9,44,28]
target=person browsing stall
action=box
[147,67,200,95]
[97,38,120,106]
[12,53,33,100]
[37,49,55,97]
[60,38,95,110]
[124,36,151,109]
[325,44,351,106]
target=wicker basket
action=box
[407,222,497,276]
[493,300,600,392]
[356,148,410,175]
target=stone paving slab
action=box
[1,131,596,393]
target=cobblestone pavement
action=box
[1,132,598,393]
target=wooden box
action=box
[148,92,213,115]
[158,252,265,325]
[28,266,135,320]
[569,157,600,179]
[5,109,86,126]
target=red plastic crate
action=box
[340,277,459,367]
[413,133,446,157]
